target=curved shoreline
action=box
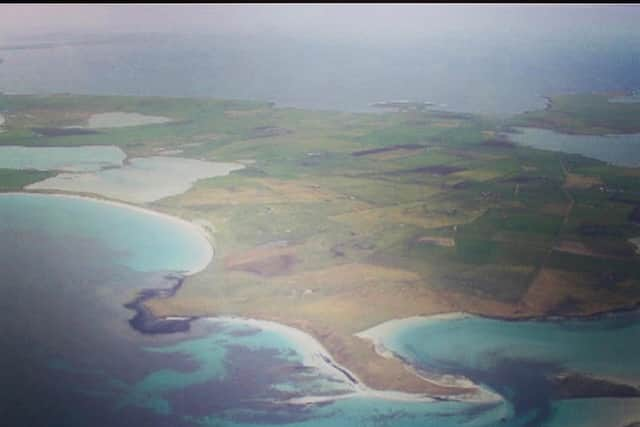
[123,290,461,403]
[12,190,640,408]
[55,186,635,405]
[9,191,478,402]
[129,287,640,405]
[356,314,502,403]
[1,191,214,275]
[124,299,497,404]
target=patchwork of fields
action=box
[3,92,640,393]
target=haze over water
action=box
[3,5,640,427]
[1,5,640,115]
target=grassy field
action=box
[3,92,640,393]
[3,92,640,319]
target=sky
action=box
[1,4,640,43]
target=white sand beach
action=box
[205,316,500,405]
[356,314,502,403]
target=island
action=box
[370,100,435,112]
[2,91,640,402]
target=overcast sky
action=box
[1,4,639,42]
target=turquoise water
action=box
[1,192,638,427]
[509,127,640,167]
[0,145,126,172]
[380,313,640,381]
[0,193,211,273]
[372,313,640,426]
[545,398,640,427]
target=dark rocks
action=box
[123,274,197,335]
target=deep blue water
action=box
[0,193,513,427]
[2,193,640,426]
[3,30,640,426]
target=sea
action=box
[1,192,640,427]
[2,31,640,426]
[1,32,640,116]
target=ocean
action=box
[2,30,640,426]
[1,32,640,115]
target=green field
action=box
[2,91,640,331]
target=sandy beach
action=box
[210,316,364,391]
[203,316,500,405]
[356,314,502,403]
[2,192,495,404]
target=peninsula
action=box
[3,92,640,399]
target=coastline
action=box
[11,190,640,407]
[125,305,496,404]
[122,273,488,403]
[208,317,365,393]
[0,190,214,275]
[355,314,501,402]
[211,316,501,404]
[32,189,475,402]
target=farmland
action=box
[3,92,640,394]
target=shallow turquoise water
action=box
[382,313,640,381]
[509,127,640,167]
[1,192,638,427]
[0,145,126,172]
[374,313,640,426]
[0,193,211,273]
[544,398,640,427]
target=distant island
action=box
[370,100,435,111]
